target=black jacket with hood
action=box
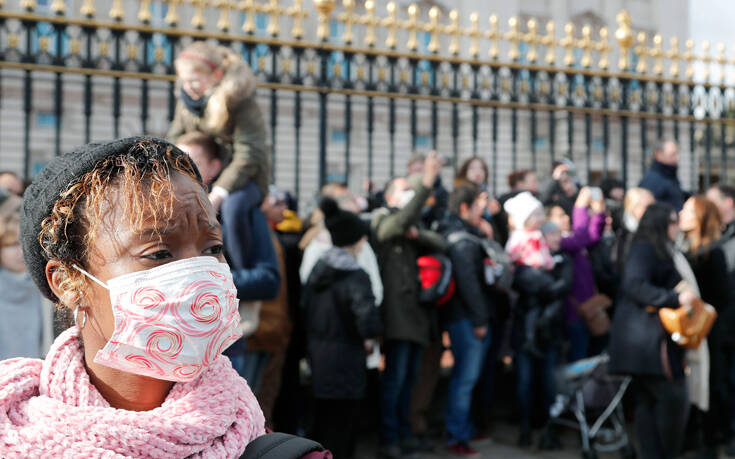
[303,247,382,400]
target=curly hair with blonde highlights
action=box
[38,140,203,320]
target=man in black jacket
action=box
[706,183,735,451]
[438,185,493,457]
[639,140,685,210]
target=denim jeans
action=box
[381,340,423,445]
[565,320,589,363]
[445,319,491,444]
[516,347,559,428]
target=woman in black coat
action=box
[679,195,730,457]
[609,203,696,459]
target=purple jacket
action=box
[561,207,606,323]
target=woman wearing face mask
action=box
[679,196,729,457]
[1,138,264,457]
[609,203,696,459]
[169,41,268,213]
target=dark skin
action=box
[45,172,226,411]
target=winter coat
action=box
[609,241,685,378]
[246,231,292,353]
[639,161,685,210]
[716,221,735,346]
[371,183,448,346]
[304,247,382,400]
[561,207,606,323]
[168,58,269,197]
[221,194,280,302]
[438,215,493,328]
[511,253,574,350]
[0,269,44,360]
[685,242,730,343]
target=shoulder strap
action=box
[240,433,326,459]
[447,230,480,247]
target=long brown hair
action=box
[686,195,722,257]
[456,157,489,186]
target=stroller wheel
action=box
[620,443,637,459]
[582,450,598,459]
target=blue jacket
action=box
[220,187,281,301]
[639,161,685,210]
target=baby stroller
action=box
[547,354,636,459]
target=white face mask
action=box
[395,189,416,209]
[74,256,242,382]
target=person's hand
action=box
[590,198,606,214]
[552,163,569,181]
[405,226,419,239]
[679,290,697,308]
[209,192,225,213]
[479,219,494,239]
[488,198,502,216]
[422,152,442,188]
[473,326,488,340]
[575,186,591,208]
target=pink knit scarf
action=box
[0,327,265,458]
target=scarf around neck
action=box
[181,88,209,118]
[0,327,265,458]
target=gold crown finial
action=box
[109,0,123,20]
[560,22,575,66]
[446,10,461,55]
[578,25,593,68]
[702,40,712,81]
[524,19,539,63]
[314,0,337,41]
[338,0,356,44]
[684,39,695,79]
[425,6,441,53]
[361,0,381,47]
[20,0,36,12]
[164,0,180,25]
[286,0,309,39]
[405,4,420,51]
[505,16,521,61]
[265,0,282,37]
[383,2,399,49]
[651,34,664,75]
[667,37,680,77]
[542,20,555,65]
[138,0,152,23]
[597,27,611,69]
[635,32,648,73]
[80,0,94,16]
[191,0,207,29]
[717,42,727,82]
[615,10,634,70]
[215,0,231,31]
[50,0,66,14]
[487,14,499,59]
[466,12,481,58]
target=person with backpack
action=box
[303,197,383,459]
[437,184,494,457]
[372,153,448,459]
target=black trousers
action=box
[312,398,361,459]
[634,376,690,459]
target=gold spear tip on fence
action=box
[50,0,66,15]
[615,10,633,47]
[313,0,336,41]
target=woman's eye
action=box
[144,250,172,261]
[203,244,224,255]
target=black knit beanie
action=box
[319,197,369,248]
[20,137,201,300]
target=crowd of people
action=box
[1,40,735,459]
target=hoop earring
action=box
[73,305,87,329]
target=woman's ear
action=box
[46,260,76,304]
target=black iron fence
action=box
[1,0,734,200]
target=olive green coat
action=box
[371,183,448,346]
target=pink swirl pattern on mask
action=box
[171,280,225,337]
[145,328,185,364]
[173,364,203,380]
[208,270,227,281]
[117,287,168,323]
[124,354,165,376]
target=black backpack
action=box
[240,433,330,459]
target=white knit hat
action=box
[504,191,543,229]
